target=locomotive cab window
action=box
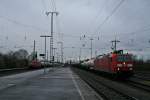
[117,55,132,62]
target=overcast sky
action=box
[0,0,150,60]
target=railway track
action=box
[124,71,150,92]
[72,67,150,100]
[125,79,150,92]
[0,68,35,77]
[134,72,150,81]
[72,67,137,100]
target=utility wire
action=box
[49,0,55,11]
[0,15,48,32]
[59,23,150,39]
[93,0,125,35]
[124,25,150,35]
[50,0,63,42]
[87,0,107,34]
[56,16,62,40]
[41,0,47,10]
[112,24,150,38]
[52,0,56,11]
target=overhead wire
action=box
[114,24,150,52]
[87,0,107,34]
[93,0,125,35]
[114,24,150,47]
[0,15,48,32]
[123,25,150,35]
[52,0,56,11]
[50,0,63,42]
[49,0,55,11]
[41,0,47,10]
[80,0,125,55]
[41,0,59,39]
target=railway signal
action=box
[39,54,45,57]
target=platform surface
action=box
[0,67,102,100]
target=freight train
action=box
[81,58,95,69]
[80,50,133,77]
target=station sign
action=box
[39,54,45,57]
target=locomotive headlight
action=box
[117,64,122,67]
[117,68,120,70]
[127,64,133,67]
[129,68,133,70]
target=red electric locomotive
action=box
[94,50,133,77]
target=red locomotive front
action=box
[94,50,133,77]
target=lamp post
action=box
[90,38,93,59]
[40,35,51,74]
[46,11,59,67]
[57,41,63,63]
[53,47,57,63]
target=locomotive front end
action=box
[114,54,134,76]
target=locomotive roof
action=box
[96,50,132,58]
